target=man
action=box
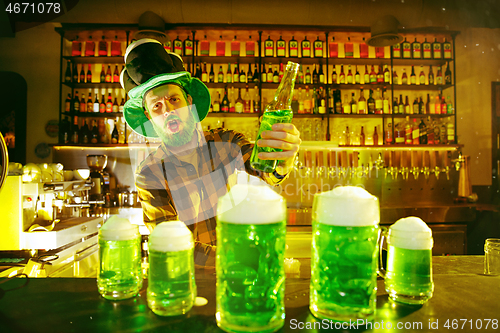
[120,39,301,267]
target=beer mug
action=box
[147,221,196,316]
[310,186,380,322]
[216,184,287,333]
[379,217,434,305]
[97,216,143,300]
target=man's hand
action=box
[257,123,301,176]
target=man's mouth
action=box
[167,119,181,133]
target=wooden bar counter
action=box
[0,256,499,332]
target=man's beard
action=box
[152,107,197,148]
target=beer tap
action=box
[452,151,465,171]
[352,151,362,178]
[432,151,441,180]
[423,151,431,180]
[411,150,421,180]
[375,152,385,171]
[339,151,348,179]
[304,151,312,178]
[327,151,337,179]
[443,150,451,180]
[315,151,325,179]
[400,151,409,180]
[387,150,398,180]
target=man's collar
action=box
[160,127,205,165]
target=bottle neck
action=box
[267,62,299,111]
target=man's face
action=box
[144,84,197,147]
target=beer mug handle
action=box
[378,227,388,279]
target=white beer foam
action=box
[388,216,433,250]
[100,216,139,241]
[313,186,380,226]
[217,184,286,224]
[149,221,194,252]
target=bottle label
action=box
[444,43,452,59]
[383,100,389,114]
[343,105,351,114]
[375,46,384,58]
[412,129,419,140]
[265,40,274,57]
[392,43,401,58]
[277,41,286,57]
[235,102,243,113]
[246,41,255,56]
[216,41,226,56]
[344,43,353,58]
[289,41,298,57]
[423,43,431,58]
[413,44,421,58]
[403,42,411,58]
[375,100,383,109]
[384,71,390,82]
[329,43,338,58]
[185,40,193,56]
[358,101,366,113]
[314,40,323,57]
[174,41,183,55]
[164,41,172,52]
[302,41,311,57]
[231,41,240,56]
[433,44,442,58]
[200,41,210,56]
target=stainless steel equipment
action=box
[87,154,109,207]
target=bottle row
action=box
[70,35,123,57]
[160,34,453,60]
[65,91,125,113]
[64,61,123,84]
[60,116,124,145]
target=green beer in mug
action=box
[382,217,434,304]
[310,186,380,322]
[216,184,287,333]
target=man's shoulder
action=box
[136,145,166,175]
[204,127,248,144]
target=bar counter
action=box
[0,256,498,333]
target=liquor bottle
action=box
[90,119,99,144]
[435,94,441,114]
[411,118,419,145]
[443,38,452,59]
[312,87,319,114]
[382,88,391,114]
[264,35,274,57]
[360,37,368,58]
[119,97,125,112]
[200,35,210,56]
[111,119,119,144]
[405,95,411,114]
[369,65,376,84]
[273,65,279,83]
[428,65,434,85]
[173,36,182,56]
[243,86,251,113]
[436,66,443,85]
[367,89,375,114]
[85,36,95,56]
[393,98,399,114]
[345,126,351,145]
[72,36,82,56]
[412,38,421,59]
[93,93,99,112]
[329,36,338,58]
[398,94,404,114]
[433,118,441,144]
[446,96,454,114]
[289,36,299,57]
[312,65,318,84]
[85,64,92,83]
[314,36,324,58]
[401,68,408,85]
[229,87,235,112]
[266,63,273,83]
[212,92,220,113]
[209,64,215,83]
[78,64,85,83]
[339,65,345,84]
[99,94,106,113]
[426,93,431,114]
[440,119,447,144]
[440,95,447,115]
[377,65,384,83]
[331,65,337,84]
[239,64,246,83]
[65,93,71,112]
[344,37,353,58]
[318,64,325,84]
[106,93,113,113]
[419,96,424,114]
[71,116,79,144]
[98,36,107,56]
[201,62,208,82]
[444,62,452,85]
[419,118,427,144]
[226,63,233,83]
[346,65,353,84]
[113,65,119,83]
[252,63,260,83]
[413,98,419,114]
[419,65,425,84]
[100,66,105,83]
[87,93,93,112]
[350,92,357,114]
[64,60,72,83]
[111,36,121,56]
[355,65,360,84]
[447,120,455,143]
[105,65,112,83]
[432,38,442,59]
[184,36,194,56]
[393,68,399,85]
[426,117,434,144]
[73,91,80,112]
[360,126,365,145]
[80,94,86,112]
[375,88,383,114]
[383,65,390,83]
[358,88,366,114]
[221,87,230,112]
[335,90,342,114]
[343,94,350,114]
[193,63,201,79]
[318,89,326,114]
[402,38,411,59]
[214,65,223,84]
[80,119,90,144]
[405,117,412,144]
[422,38,432,59]
[364,65,370,84]
[253,85,260,113]
[410,65,416,85]
[301,36,311,57]
[235,88,244,113]
[72,62,78,82]
[277,36,286,57]
[305,66,311,84]
[59,116,70,144]
[112,97,118,112]
[304,86,312,113]
[246,35,256,57]
[373,126,379,145]
[392,41,401,58]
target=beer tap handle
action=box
[433,151,441,179]
[423,150,431,179]
[316,151,324,178]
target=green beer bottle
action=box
[250,61,299,173]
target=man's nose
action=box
[162,99,175,116]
